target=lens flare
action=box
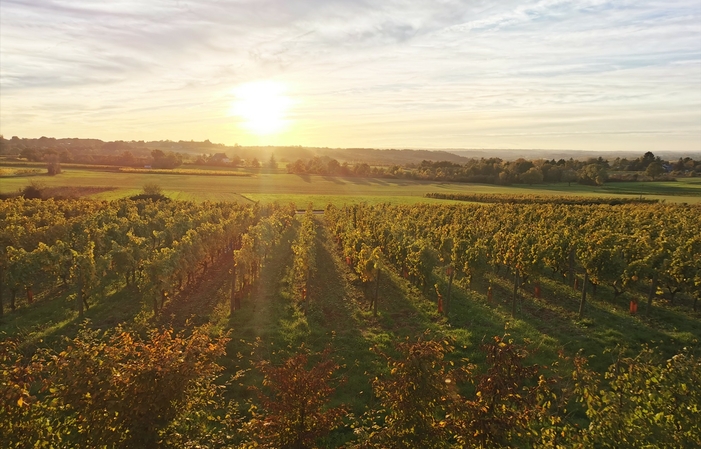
[230,81,292,136]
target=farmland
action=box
[2,165,701,206]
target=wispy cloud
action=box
[1,0,699,151]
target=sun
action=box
[230,81,292,136]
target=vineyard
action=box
[326,202,701,317]
[1,197,700,448]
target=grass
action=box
[600,178,701,198]
[0,282,145,350]
[456,271,701,372]
[1,166,699,204]
[118,167,252,176]
[243,193,463,208]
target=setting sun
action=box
[230,81,292,136]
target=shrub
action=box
[142,183,163,195]
[21,181,46,199]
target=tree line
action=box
[286,151,701,185]
[4,133,700,185]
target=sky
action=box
[1,0,700,152]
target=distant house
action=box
[209,152,230,164]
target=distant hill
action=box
[2,136,698,164]
[317,148,469,165]
[445,149,701,161]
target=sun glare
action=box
[230,81,292,136]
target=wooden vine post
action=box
[512,270,519,317]
[445,265,454,314]
[578,271,588,319]
[646,272,658,317]
[230,257,237,315]
[77,268,84,319]
[0,265,4,318]
[374,268,381,317]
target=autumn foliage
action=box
[247,347,347,449]
[2,329,700,448]
[1,325,230,449]
[450,336,567,448]
[355,337,463,448]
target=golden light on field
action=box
[230,81,292,136]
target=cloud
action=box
[1,0,699,151]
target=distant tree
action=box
[508,158,534,175]
[673,158,686,171]
[580,164,608,186]
[519,167,543,185]
[308,157,328,175]
[353,163,371,177]
[58,150,72,163]
[327,158,341,174]
[543,164,563,183]
[634,151,658,171]
[251,158,260,168]
[151,150,182,169]
[119,151,136,166]
[586,156,610,168]
[19,148,42,162]
[562,169,578,186]
[287,159,306,174]
[268,154,277,169]
[645,161,665,180]
[46,155,62,176]
[102,140,130,153]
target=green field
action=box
[2,166,701,206]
